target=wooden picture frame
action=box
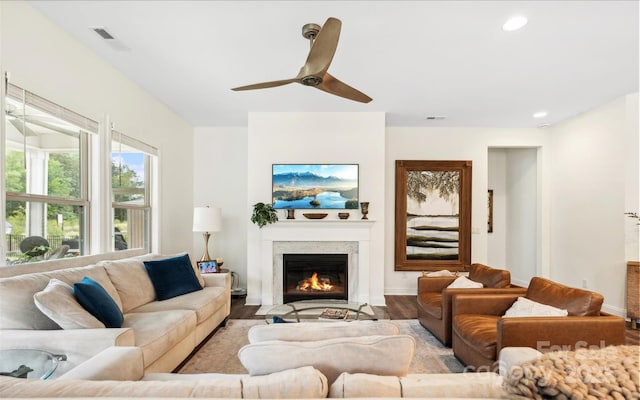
[394,160,472,271]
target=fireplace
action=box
[282,253,348,303]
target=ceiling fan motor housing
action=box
[301,76,323,86]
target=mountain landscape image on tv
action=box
[272,164,359,209]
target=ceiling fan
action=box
[231,17,372,103]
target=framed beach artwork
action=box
[394,160,472,271]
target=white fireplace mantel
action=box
[259,220,375,305]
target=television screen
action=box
[272,164,359,209]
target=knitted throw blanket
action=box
[504,345,639,400]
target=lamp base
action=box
[200,232,212,262]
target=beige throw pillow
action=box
[447,276,483,289]
[33,279,105,329]
[503,297,568,318]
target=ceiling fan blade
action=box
[302,17,341,77]
[317,73,372,103]
[232,78,298,91]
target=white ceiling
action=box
[29,1,639,128]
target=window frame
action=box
[3,82,93,261]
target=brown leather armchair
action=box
[451,277,626,371]
[417,264,525,346]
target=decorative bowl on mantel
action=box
[303,213,328,219]
[338,213,350,219]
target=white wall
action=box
[488,149,507,268]
[193,127,248,288]
[0,1,194,256]
[550,94,639,315]
[505,148,538,285]
[245,112,386,305]
[384,127,550,295]
[624,94,640,262]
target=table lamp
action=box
[193,206,222,262]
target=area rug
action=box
[178,319,464,375]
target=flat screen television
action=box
[272,164,359,209]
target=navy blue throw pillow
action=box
[73,277,123,328]
[143,254,202,301]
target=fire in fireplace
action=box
[283,253,348,302]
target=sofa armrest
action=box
[0,328,135,365]
[452,293,520,316]
[202,272,231,290]
[417,276,456,294]
[497,314,626,352]
[58,346,144,381]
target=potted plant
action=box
[251,202,278,228]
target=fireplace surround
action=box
[257,220,374,305]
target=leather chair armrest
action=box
[452,293,520,316]
[497,314,626,353]
[417,276,456,294]
[443,287,527,322]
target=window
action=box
[111,131,156,252]
[4,83,95,264]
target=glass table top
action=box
[0,349,66,380]
[265,299,376,323]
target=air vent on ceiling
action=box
[425,116,447,120]
[92,27,115,40]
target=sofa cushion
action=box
[0,366,327,399]
[34,278,105,329]
[526,277,603,316]
[330,372,506,398]
[0,265,121,330]
[238,334,415,384]
[503,296,568,318]
[453,315,499,360]
[123,310,197,367]
[101,258,157,312]
[129,286,227,324]
[330,373,400,398]
[74,277,124,328]
[468,264,511,288]
[247,320,400,343]
[447,276,483,289]
[144,254,202,301]
[417,293,443,320]
[45,265,124,311]
[0,273,63,330]
[241,366,328,399]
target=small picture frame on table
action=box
[198,260,218,274]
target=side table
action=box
[0,349,66,380]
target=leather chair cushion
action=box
[417,293,442,319]
[468,264,510,288]
[526,277,603,316]
[454,315,499,360]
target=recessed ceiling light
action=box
[502,16,528,32]
[533,111,548,118]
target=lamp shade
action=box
[193,207,222,232]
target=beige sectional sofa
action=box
[0,251,231,377]
[0,346,508,398]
